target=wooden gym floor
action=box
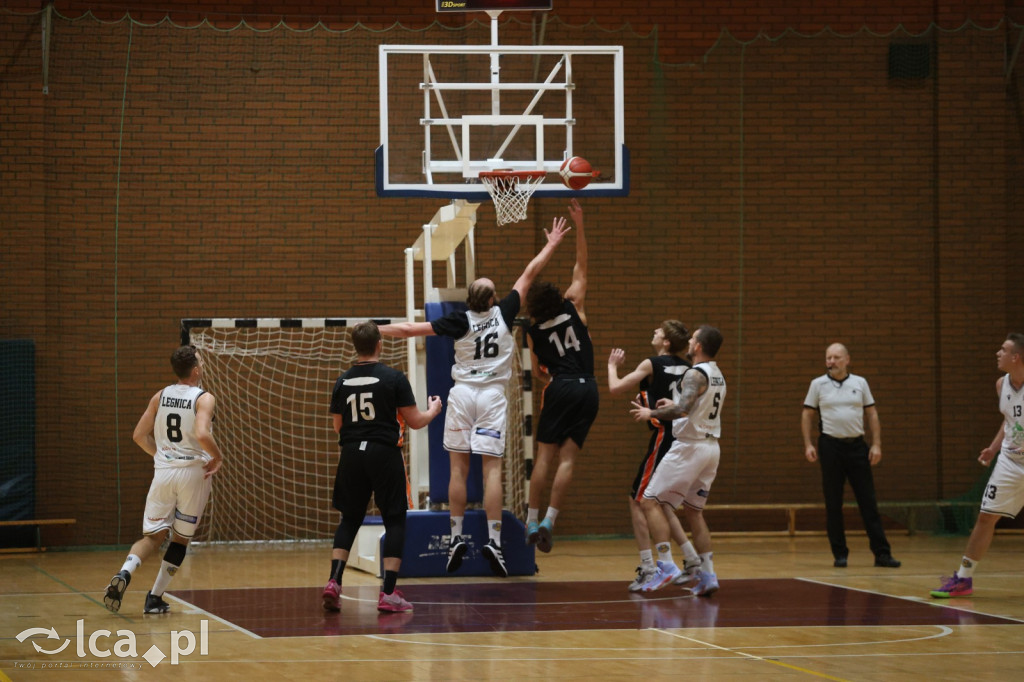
[2,533,1024,680]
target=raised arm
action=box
[607,349,653,396]
[511,216,571,300]
[631,368,706,422]
[378,321,436,338]
[562,199,588,318]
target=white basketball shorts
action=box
[443,382,508,457]
[980,452,1024,518]
[642,438,720,511]
[142,464,213,538]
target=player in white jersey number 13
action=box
[931,333,1024,599]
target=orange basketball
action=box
[559,156,598,190]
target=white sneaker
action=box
[641,561,682,592]
[629,565,657,592]
[674,558,702,585]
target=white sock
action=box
[958,556,977,579]
[700,551,715,575]
[120,554,142,575]
[656,542,674,566]
[527,508,539,524]
[680,541,700,565]
[639,549,655,570]
[488,519,502,547]
[150,560,177,597]
[543,507,559,525]
[450,516,463,539]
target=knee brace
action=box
[163,541,188,568]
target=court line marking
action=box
[361,623,953,651]
[28,565,136,623]
[338,592,695,607]
[166,594,263,640]
[658,630,852,681]
[159,647,1024,666]
[733,625,954,649]
[796,577,1024,624]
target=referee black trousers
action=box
[817,434,891,560]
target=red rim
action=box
[478,170,547,180]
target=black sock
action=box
[330,559,346,583]
[382,570,398,595]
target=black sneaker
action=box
[874,554,901,568]
[833,557,848,568]
[482,540,508,578]
[446,535,468,573]
[103,570,131,613]
[144,591,171,614]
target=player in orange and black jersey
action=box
[609,321,705,591]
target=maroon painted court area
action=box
[170,579,1019,639]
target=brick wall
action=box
[1,0,1022,545]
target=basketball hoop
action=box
[478,170,547,226]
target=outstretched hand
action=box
[608,348,626,368]
[568,198,583,226]
[545,216,570,245]
[629,399,651,423]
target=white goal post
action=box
[179,316,530,545]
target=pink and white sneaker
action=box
[378,589,413,613]
[321,579,340,612]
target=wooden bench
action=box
[706,501,979,536]
[0,518,77,552]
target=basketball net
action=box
[479,170,546,225]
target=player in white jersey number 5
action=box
[104,346,224,614]
[630,325,726,597]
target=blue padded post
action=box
[424,302,483,504]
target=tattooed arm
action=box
[630,369,707,423]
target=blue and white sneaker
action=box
[690,570,719,597]
[641,561,682,592]
[526,521,540,546]
[536,519,554,554]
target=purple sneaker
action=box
[930,574,972,598]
